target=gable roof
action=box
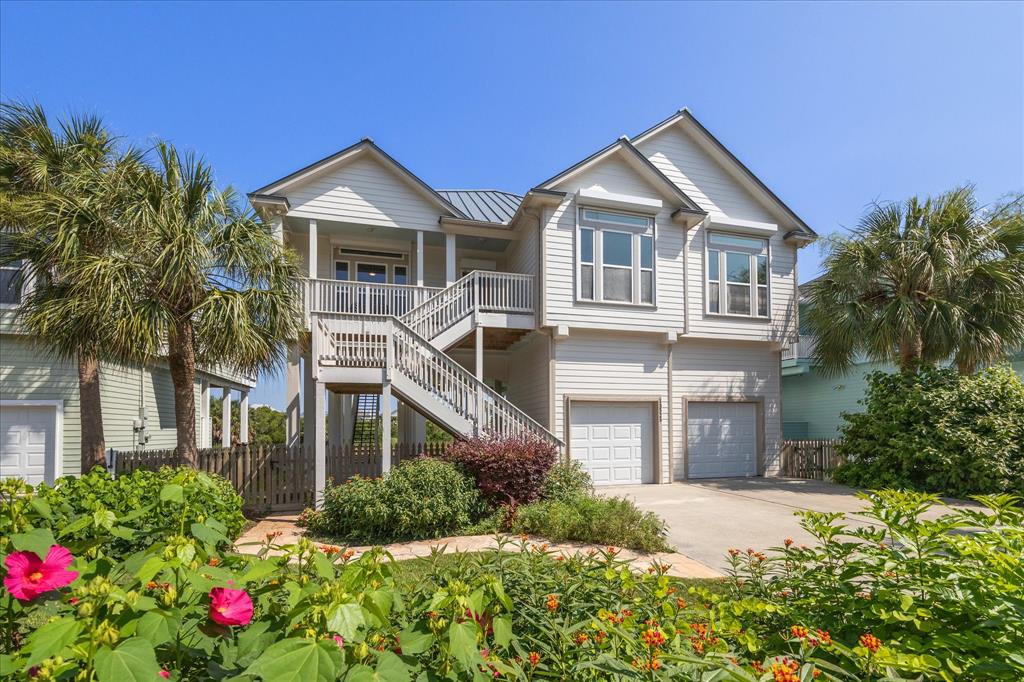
[248,139,469,219]
[534,137,704,213]
[436,190,522,224]
[633,109,816,237]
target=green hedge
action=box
[833,365,1024,496]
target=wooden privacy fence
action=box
[780,439,843,480]
[111,441,448,513]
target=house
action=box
[248,108,816,497]
[781,281,1024,439]
[0,267,256,485]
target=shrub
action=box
[833,365,1024,496]
[540,460,593,502]
[34,466,244,557]
[513,496,669,552]
[721,490,1024,680]
[303,457,483,542]
[443,435,558,506]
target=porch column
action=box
[200,380,211,448]
[286,345,301,446]
[381,382,392,474]
[397,402,426,447]
[239,390,249,444]
[415,231,424,287]
[312,379,326,504]
[303,349,316,449]
[308,219,318,279]
[474,323,484,381]
[221,387,232,448]
[445,232,457,286]
[270,215,284,244]
[328,392,342,448]
[340,395,356,443]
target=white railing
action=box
[306,279,442,317]
[403,271,534,341]
[313,313,560,446]
[782,336,815,361]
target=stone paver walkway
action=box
[236,515,722,579]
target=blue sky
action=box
[2,1,1021,409]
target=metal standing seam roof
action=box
[436,190,523,224]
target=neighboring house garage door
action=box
[687,402,757,478]
[570,402,654,486]
[0,403,59,485]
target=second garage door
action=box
[1,404,58,485]
[570,402,654,486]
[687,402,758,478]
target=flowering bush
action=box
[443,435,558,507]
[34,467,245,558]
[721,490,1024,679]
[539,460,593,502]
[513,495,669,552]
[4,475,1014,680]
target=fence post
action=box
[107,448,117,478]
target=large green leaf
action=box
[395,624,433,655]
[134,556,165,585]
[159,483,184,503]
[25,616,81,667]
[447,621,479,671]
[94,639,161,682]
[491,615,511,649]
[11,527,56,557]
[135,610,181,646]
[190,522,228,547]
[244,638,340,682]
[344,652,411,682]
[326,602,366,641]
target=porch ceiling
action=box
[284,216,511,253]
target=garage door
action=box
[687,402,757,478]
[1,404,58,485]
[570,403,653,485]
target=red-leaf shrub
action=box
[442,435,558,507]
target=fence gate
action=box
[780,439,842,480]
[111,441,448,514]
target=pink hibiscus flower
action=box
[209,587,253,626]
[3,546,78,601]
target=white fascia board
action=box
[576,188,662,214]
[707,213,778,236]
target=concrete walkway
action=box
[236,516,723,579]
[600,478,979,570]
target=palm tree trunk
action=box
[898,334,924,372]
[78,350,107,472]
[168,318,199,467]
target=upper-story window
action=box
[0,259,21,305]
[706,232,769,318]
[577,208,655,305]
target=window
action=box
[393,265,408,285]
[577,208,655,304]
[356,263,387,283]
[335,261,350,281]
[0,259,21,305]
[706,232,769,318]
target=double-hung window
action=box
[706,232,769,318]
[577,208,655,305]
[0,233,22,306]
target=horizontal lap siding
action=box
[286,155,443,232]
[554,332,671,483]
[506,333,550,428]
[545,156,686,333]
[673,340,782,477]
[0,335,80,475]
[506,223,538,276]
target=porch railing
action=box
[403,270,534,341]
[305,279,443,317]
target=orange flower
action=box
[814,629,832,646]
[342,549,355,560]
[545,594,559,612]
[790,625,808,639]
[641,628,666,648]
[812,670,821,679]
[320,545,341,556]
[207,557,220,567]
[555,555,565,562]
[265,531,282,541]
[632,655,662,671]
[594,630,607,643]
[751,660,765,673]
[676,597,687,609]
[859,633,882,653]
[573,632,589,645]
[528,651,540,666]
[771,663,800,682]
[146,581,159,590]
[728,548,740,557]
[784,538,794,547]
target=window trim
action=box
[334,259,351,281]
[354,261,390,284]
[0,259,24,309]
[575,206,656,306]
[704,231,771,320]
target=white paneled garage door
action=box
[1,404,58,485]
[570,402,653,486]
[687,402,757,478]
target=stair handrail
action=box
[401,270,477,340]
[401,270,535,342]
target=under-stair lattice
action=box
[351,393,381,446]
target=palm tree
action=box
[0,102,151,471]
[132,143,303,466]
[806,187,1024,376]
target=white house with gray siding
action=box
[248,108,816,497]
[0,281,256,485]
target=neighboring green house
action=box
[781,281,1024,439]
[0,268,256,485]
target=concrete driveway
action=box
[600,478,974,572]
